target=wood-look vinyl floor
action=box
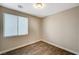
[2,41,75,55]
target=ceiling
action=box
[0,3,79,18]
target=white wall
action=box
[0,7,41,53]
[42,6,79,54]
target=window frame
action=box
[3,13,28,38]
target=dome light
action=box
[33,3,45,9]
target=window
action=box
[4,13,28,37]
[18,16,28,35]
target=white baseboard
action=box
[0,40,40,54]
[42,40,79,55]
[0,39,78,55]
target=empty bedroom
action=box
[0,3,79,55]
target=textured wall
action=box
[0,6,41,52]
[42,6,79,54]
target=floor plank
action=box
[2,41,75,55]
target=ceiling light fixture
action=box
[33,3,45,9]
